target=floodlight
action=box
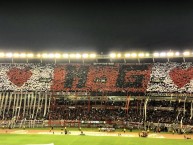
[42,53,48,58]
[0,52,5,57]
[37,54,41,58]
[75,53,81,59]
[110,53,116,58]
[6,53,13,58]
[69,54,75,58]
[167,52,174,57]
[145,53,150,57]
[13,53,20,58]
[27,53,34,58]
[124,53,130,58]
[54,53,61,58]
[117,53,121,58]
[82,53,88,58]
[62,53,69,58]
[183,51,190,56]
[20,53,27,58]
[131,53,137,57]
[153,52,159,57]
[138,53,144,57]
[90,54,96,58]
[160,52,166,57]
[48,53,54,58]
[175,52,180,56]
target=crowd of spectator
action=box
[0,63,152,93]
[1,62,193,93]
[48,98,193,125]
[1,94,192,125]
[147,62,193,93]
[1,62,193,127]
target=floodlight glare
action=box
[175,52,180,56]
[20,53,27,58]
[0,50,189,60]
[82,53,88,58]
[75,53,81,59]
[27,53,34,58]
[138,53,144,57]
[124,53,130,58]
[131,53,137,57]
[62,53,69,58]
[153,52,159,57]
[160,52,166,57]
[145,53,150,57]
[167,52,174,57]
[6,53,13,58]
[42,53,48,58]
[90,54,96,58]
[69,54,75,58]
[54,53,61,58]
[37,54,41,58]
[13,53,20,58]
[0,52,5,57]
[117,53,121,58]
[48,53,54,58]
[183,51,190,56]
[110,53,116,58]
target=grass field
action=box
[0,134,193,145]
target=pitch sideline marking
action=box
[26,143,54,145]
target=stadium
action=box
[0,51,193,145]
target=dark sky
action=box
[0,1,193,53]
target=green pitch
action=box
[0,134,193,145]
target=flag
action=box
[125,95,130,114]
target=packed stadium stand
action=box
[0,61,193,133]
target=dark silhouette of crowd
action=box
[48,98,193,125]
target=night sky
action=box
[0,1,193,53]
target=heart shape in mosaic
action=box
[6,67,32,87]
[169,67,193,88]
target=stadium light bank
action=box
[0,51,192,60]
